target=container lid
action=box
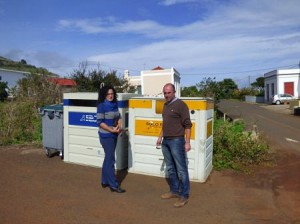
[41,104,63,112]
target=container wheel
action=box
[45,148,57,158]
[59,151,64,160]
[45,148,51,158]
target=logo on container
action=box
[146,121,162,127]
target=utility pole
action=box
[248,75,251,87]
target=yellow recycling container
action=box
[128,97,214,182]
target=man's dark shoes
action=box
[110,187,126,193]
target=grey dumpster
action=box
[40,104,64,158]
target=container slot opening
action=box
[64,99,97,107]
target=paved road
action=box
[218,100,300,153]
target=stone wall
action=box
[245,95,265,103]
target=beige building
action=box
[124,66,181,97]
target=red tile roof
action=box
[48,77,77,86]
[152,66,164,70]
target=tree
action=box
[251,77,264,89]
[251,77,264,96]
[15,73,60,107]
[218,78,238,99]
[70,61,132,92]
[181,86,200,97]
[196,77,220,100]
[194,77,238,102]
[103,71,124,92]
[20,59,27,65]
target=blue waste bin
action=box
[40,104,63,158]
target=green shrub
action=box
[213,118,273,173]
[0,72,61,146]
[0,100,42,145]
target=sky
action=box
[1,0,300,88]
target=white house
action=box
[124,66,181,97]
[0,68,30,88]
[264,69,300,103]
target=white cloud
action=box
[58,18,109,34]
[58,18,170,38]
[84,0,300,78]
[88,31,300,76]
[58,0,300,42]
[5,0,300,86]
[158,0,199,6]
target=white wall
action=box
[0,68,30,88]
[264,69,300,102]
[141,67,181,97]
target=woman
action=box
[97,85,125,193]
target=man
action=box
[156,83,192,208]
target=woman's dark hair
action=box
[97,85,117,105]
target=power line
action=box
[179,63,298,76]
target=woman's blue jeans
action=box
[99,136,119,189]
[162,137,190,199]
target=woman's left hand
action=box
[113,125,123,134]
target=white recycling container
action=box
[63,92,139,170]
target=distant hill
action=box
[0,56,58,77]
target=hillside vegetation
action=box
[0,56,58,76]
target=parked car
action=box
[272,93,295,105]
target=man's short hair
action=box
[164,83,176,92]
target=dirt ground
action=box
[0,142,299,224]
